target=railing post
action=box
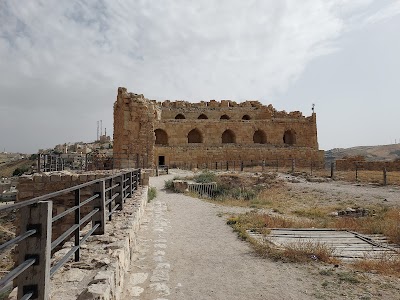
[17,201,52,300]
[383,167,387,186]
[215,162,218,170]
[226,161,229,171]
[93,180,106,235]
[240,161,244,172]
[129,171,133,197]
[330,162,335,179]
[262,160,265,172]
[115,175,123,210]
[291,159,295,173]
[355,164,358,181]
[74,189,80,262]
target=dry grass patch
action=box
[351,253,400,277]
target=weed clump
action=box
[147,187,157,202]
[194,171,216,183]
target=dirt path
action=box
[122,171,400,299]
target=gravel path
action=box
[122,174,325,300]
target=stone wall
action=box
[113,87,323,169]
[155,145,324,168]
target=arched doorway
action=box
[253,130,267,144]
[222,129,235,143]
[283,130,296,145]
[198,114,208,119]
[154,129,168,145]
[188,128,203,143]
[175,113,185,119]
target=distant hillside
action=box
[325,144,400,162]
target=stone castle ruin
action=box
[113,87,324,168]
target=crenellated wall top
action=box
[117,87,313,119]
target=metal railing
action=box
[156,165,169,176]
[188,182,217,197]
[0,169,141,299]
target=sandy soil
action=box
[122,171,400,299]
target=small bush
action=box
[164,179,174,190]
[148,187,157,202]
[12,166,29,176]
[194,171,216,183]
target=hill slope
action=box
[326,144,400,161]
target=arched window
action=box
[188,128,203,143]
[175,113,185,119]
[222,129,235,143]
[154,129,168,145]
[283,130,296,145]
[253,130,267,144]
[198,114,208,119]
[242,115,251,120]
[220,114,230,120]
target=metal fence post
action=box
[115,175,123,210]
[355,164,358,181]
[383,167,387,186]
[128,171,133,197]
[74,189,80,262]
[93,180,106,235]
[17,201,52,300]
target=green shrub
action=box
[147,187,157,202]
[164,179,174,190]
[12,166,29,176]
[194,171,216,183]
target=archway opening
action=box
[253,130,267,144]
[222,129,235,143]
[198,114,208,119]
[242,115,251,120]
[283,130,296,145]
[220,114,230,120]
[175,113,185,119]
[154,129,168,145]
[188,128,203,143]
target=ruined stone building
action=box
[113,87,324,168]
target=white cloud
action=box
[0,0,399,152]
[365,0,400,23]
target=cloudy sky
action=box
[0,0,399,153]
